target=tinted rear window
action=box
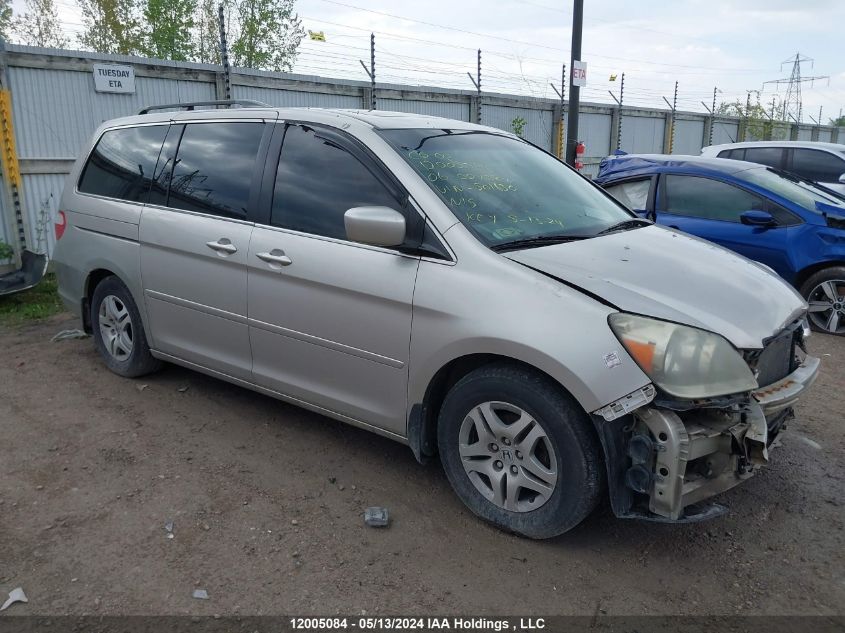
[167,122,265,220]
[78,125,168,203]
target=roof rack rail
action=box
[138,99,271,115]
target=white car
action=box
[701,140,845,195]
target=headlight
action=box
[609,313,757,399]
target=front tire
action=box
[437,363,603,539]
[90,276,161,377]
[800,267,845,336]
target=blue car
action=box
[595,154,845,335]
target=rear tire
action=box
[90,276,162,377]
[799,267,845,336]
[437,363,603,539]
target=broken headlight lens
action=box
[609,313,758,399]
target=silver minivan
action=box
[53,105,819,538]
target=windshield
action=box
[377,128,633,247]
[741,166,845,211]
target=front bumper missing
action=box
[598,354,820,522]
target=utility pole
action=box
[565,0,584,166]
[359,33,376,110]
[218,3,231,101]
[466,48,482,124]
[763,53,828,123]
[608,72,625,151]
[662,81,678,153]
[743,90,752,141]
[550,64,566,158]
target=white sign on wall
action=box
[572,60,588,88]
[93,64,136,94]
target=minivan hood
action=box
[504,225,806,349]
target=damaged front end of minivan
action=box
[592,315,819,522]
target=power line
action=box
[306,0,773,73]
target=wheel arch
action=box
[407,352,589,464]
[82,268,134,333]
[794,260,845,293]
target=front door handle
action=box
[206,238,238,254]
[257,249,292,267]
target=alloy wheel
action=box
[458,401,558,512]
[807,279,845,335]
[98,294,134,361]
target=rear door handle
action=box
[206,238,238,254]
[257,249,292,267]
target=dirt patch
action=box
[0,314,843,616]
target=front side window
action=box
[78,125,168,203]
[741,166,845,213]
[605,179,651,211]
[167,122,265,220]
[790,148,845,183]
[662,175,765,222]
[271,124,399,240]
[378,128,632,247]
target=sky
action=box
[13,0,845,123]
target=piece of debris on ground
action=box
[364,507,389,527]
[0,587,28,611]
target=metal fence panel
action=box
[232,84,361,108]
[621,115,665,154]
[375,98,469,121]
[8,66,96,158]
[817,128,833,142]
[20,174,64,255]
[837,129,845,145]
[771,123,791,141]
[673,119,705,155]
[481,104,553,151]
[711,120,738,145]
[797,126,813,141]
[580,112,611,159]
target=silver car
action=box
[701,140,845,195]
[53,105,819,538]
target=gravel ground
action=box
[0,313,843,616]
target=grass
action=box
[0,273,65,327]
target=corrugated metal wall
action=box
[375,98,469,121]
[712,120,739,145]
[622,115,664,154]
[797,126,813,141]
[580,112,612,158]
[0,45,840,259]
[817,128,833,143]
[481,104,554,151]
[673,119,705,155]
[234,84,360,108]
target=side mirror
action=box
[838,173,845,184]
[740,209,777,227]
[344,206,406,247]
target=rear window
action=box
[790,148,845,183]
[78,125,168,203]
[166,122,265,220]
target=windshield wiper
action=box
[594,218,652,236]
[490,233,589,252]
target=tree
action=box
[77,0,142,55]
[717,97,773,141]
[830,115,845,127]
[0,0,12,41]
[11,0,68,48]
[230,0,303,71]
[193,0,230,64]
[141,0,197,60]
